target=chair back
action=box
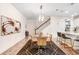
[37,37,47,46]
[57,32,61,37]
[61,33,65,38]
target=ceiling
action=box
[12,3,79,20]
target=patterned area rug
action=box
[17,40,65,55]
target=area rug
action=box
[17,40,65,55]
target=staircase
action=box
[35,17,51,34]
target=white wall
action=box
[73,18,79,27]
[42,16,67,38]
[0,4,26,54]
[25,20,36,35]
[42,17,57,38]
[25,18,49,36]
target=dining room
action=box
[1,3,79,55]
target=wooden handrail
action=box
[35,17,50,34]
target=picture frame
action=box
[0,15,21,36]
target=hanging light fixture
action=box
[39,4,44,21]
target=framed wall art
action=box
[0,15,21,36]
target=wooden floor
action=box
[52,38,78,55]
[1,37,79,55]
[1,37,30,55]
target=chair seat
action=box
[63,37,71,39]
[75,39,79,41]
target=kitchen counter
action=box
[59,32,79,36]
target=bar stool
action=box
[57,32,62,43]
[61,33,73,48]
[73,36,79,49]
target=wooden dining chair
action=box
[61,33,73,48]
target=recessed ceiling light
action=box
[65,11,69,14]
[56,9,59,11]
[71,13,77,17]
[71,14,74,17]
[70,3,75,6]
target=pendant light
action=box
[39,4,44,21]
